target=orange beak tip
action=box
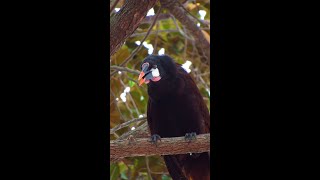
[139,78,145,86]
[138,72,145,81]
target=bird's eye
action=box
[141,63,149,70]
[152,65,157,69]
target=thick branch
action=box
[110,0,157,56]
[110,133,210,162]
[160,0,210,65]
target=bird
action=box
[138,55,210,180]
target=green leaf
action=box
[120,172,128,180]
[128,80,135,87]
[162,174,172,180]
[110,163,120,180]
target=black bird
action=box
[138,55,210,180]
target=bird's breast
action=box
[149,95,203,138]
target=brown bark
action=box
[110,0,157,56]
[110,133,210,162]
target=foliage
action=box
[110,0,210,179]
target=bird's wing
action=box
[177,66,210,133]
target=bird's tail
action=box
[164,152,210,180]
[163,155,188,180]
[184,152,210,180]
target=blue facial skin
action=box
[141,64,154,81]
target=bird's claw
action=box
[150,134,161,146]
[185,132,197,142]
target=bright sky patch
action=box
[158,48,165,55]
[181,60,192,73]
[147,8,155,16]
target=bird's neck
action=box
[147,76,184,103]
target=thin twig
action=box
[127,91,141,117]
[137,167,170,175]
[110,116,147,134]
[152,22,159,54]
[110,65,140,75]
[197,72,210,77]
[110,88,125,121]
[175,0,210,27]
[171,15,194,41]
[110,0,121,14]
[184,26,188,60]
[119,79,135,119]
[118,121,149,140]
[131,28,209,37]
[145,157,152,180]
[140,13,171,24]
[113,132,120,138]
[193,67,210,91]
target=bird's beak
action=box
[138,63,153,86]
[138,71,145,81]
[138,71,145,86]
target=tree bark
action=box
[111,133,210,162]
[110,0,157,56]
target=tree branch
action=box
[110,65,140,75]
[175,0,210,27]
[140,13,171,24]
[110,0,121,14]
[110,116,147,134]
[117,121,150,140]
[110,0,157,56]
[111,133,210,162]
[160,0,210,65]
[130,28,210,37]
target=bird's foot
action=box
[150,134,161,147]
[185,132,197,142]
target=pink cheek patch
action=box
[151,76,161,82]
[145,79,150,84]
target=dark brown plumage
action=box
[138,55,210,180]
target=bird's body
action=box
[139,55,210,180]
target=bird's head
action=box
[138,55,177,86]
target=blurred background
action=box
[110,0,210,179]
